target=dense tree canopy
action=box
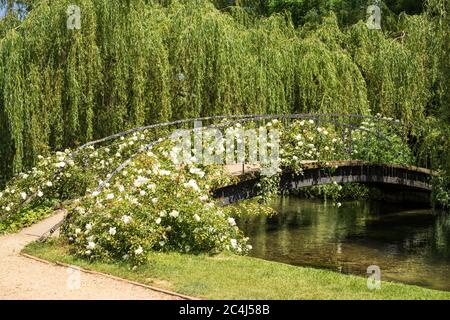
[0,0,448,184]
[213,0,426,27]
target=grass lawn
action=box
[23,240,450,300]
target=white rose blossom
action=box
[109,227,117,236]
[184,179,200,192]
[122,215,131,224]
[135,246,143,255]
[169,210,179,218]
[86,242,96,250]
[133,176,149,188]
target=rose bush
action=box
[62,141,249,264]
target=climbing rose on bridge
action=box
[0,115,415,265]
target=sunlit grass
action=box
[23,240,450,300]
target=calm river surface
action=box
[238,197,450,291]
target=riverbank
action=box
[239,197,450,292]
[24,239,450,300]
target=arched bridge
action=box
[35,113,436,240]
[79,113,433,204]
[213,161,434,205]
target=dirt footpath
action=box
[0,213,181,300]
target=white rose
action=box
[122,215,131,224]
[159,210,167,217]
[133,176,149,188]
[109,227,117,236]
[55,162,66,168]
[86,242,96,250]
[106,193,114,200]
[169,210,179,218]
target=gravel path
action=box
[0,213,180,300]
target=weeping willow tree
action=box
[346,19,431,128]
[421,0,450,174]
[0,0,102,180]
[295,15,369,114]
[426,0,449,122]
[163,1,298,118]
[0,0,171,183]
[0,0,446,185]
[93,1,170,135]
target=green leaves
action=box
[0,0,448,192]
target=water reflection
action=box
[238,197,450,291]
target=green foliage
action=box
[0,0,448,206]
[60,140,250,265]
[431,172,450,210]
[350,116,414,164]
[298,183,374,202]
[257,116,412,202]
[413,117,450,172]
[426,0,450,123]
[0,0,398,183]
[268,0,333,27]
[347,20,431,128]
[226,199,276,218]
[0,203,54,234]
[63,190,248,265]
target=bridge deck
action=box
[217,161,433,205]
[225,161,433,177]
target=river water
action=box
[238,197,450,291]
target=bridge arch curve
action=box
[93,113,407,192]
[213,161,433,205]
